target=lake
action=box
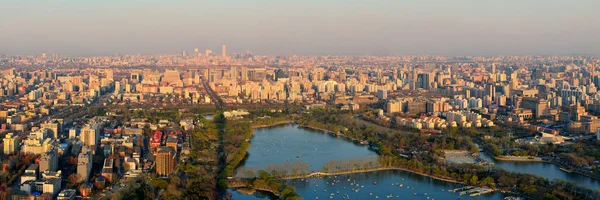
[231,124,506,200]
[478,153,600,190]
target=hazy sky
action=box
[1,0,599,56]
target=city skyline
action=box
[2,0,600,56]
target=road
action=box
[201,78,225,110]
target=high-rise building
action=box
[241,67,248,81]
[386,99,403,113]
[222,44,227,58]
[230,67,237,80]
[156,147,176,176]
[81,125,98,146]
[40,149,58,172]
[3,133,18,154]
[41,120,61,139]
[417,73,434,90]
[77,147,92,182]
[377,89,387,100]
[163,69,181,85]
[105,69,114,81]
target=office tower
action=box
[81,125,98,146]
[491,63,496,74]
[156,147,176,176]
[77,147,92,182]
[42,52,47,59]
[417,73,434,90]
[205,49,212,57]
[194,48,199,53]
[222,44,227,58]
[40,150,58,172]
[182,50,187,58]
[3,133,18,154]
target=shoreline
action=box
[483,151,600,182]
[251,120,295,128]
[493,155,543,162]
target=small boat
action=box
[414,193,417,196]
[374,182,377,185]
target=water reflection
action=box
[478,153,600,189]
[232,124,506,199]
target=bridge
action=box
[232,166,462,184]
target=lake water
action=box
[231,124,506,200]
[478,153,600,190]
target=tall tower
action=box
[222,44,227,58]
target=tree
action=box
[470,175,479,185]
[520,184,537,195]
[481,176,495,187]
[149,179,168,190]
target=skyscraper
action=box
[222,44,227,58]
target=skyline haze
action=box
[2,0,600,56]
